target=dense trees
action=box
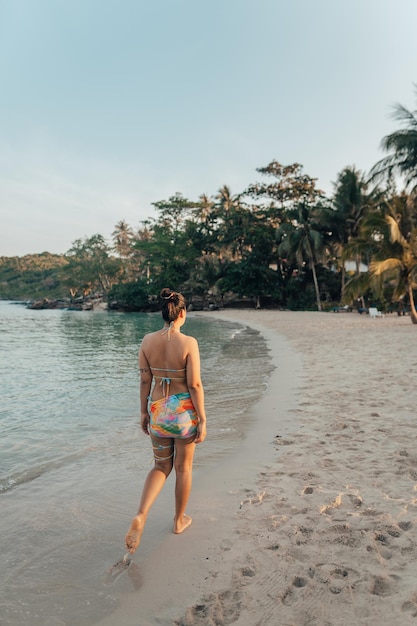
[63,234,120,297]
[341,92,417,324]
[2,91,416,319]
[0,253,68,300]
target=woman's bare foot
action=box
[125,514,145,554]
[173,514,192,534]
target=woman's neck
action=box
[162,320,180,339]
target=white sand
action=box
[100,310,417,626]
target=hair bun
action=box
[159,288,186,322]
[160,288,175,301]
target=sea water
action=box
[0,301,273,625]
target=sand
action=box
[99,310,417,626]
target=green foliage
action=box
[285,281,317,310]
[218,260,278,300]
[107,281,150,312]
[0,253,69,300]
[3,116,417,317]
[63,234,122,297]
[370,90,417,192]
[246,161,323,206]
[343,192,417,321]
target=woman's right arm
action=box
[186,337,207,444]
[138,338,152,435]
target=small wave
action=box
[229,326,248,340]
[0,450,91,494]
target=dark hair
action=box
[159,288,186,322]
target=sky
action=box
[1,0,417,257]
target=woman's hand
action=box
[141,412,150,435]
[194,420,207,444]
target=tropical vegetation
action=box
[1,90,417,322]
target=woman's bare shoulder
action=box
[182,331,197,341]
[140,330,160,346]
[182,333,199,349]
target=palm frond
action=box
[370,258,402,275]
[391,103,417,128]
[369,95,417,191]
[386,215,408,246]
[343,272,372,302]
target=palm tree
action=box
[191,194,218,256]
[344,195,417,323]
[112,220,134,258]
[278,202,327,311]
[214,186,245,260]
[370,197,417,324]
[370,90,417,191]
[330,167,371,299]
[215,185,238,213]
[196,194,215,222]
[112,220,135,281]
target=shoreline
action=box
[97,310,302,626]
[99,309,417,626]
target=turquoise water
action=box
[0,301,272,625]
[0,302,271,493]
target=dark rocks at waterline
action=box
[27,298,70,310]
[27,296,107,311]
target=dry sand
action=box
[100,310,417,626]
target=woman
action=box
[125,288,207,554]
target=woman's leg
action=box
[125,435,174,554]
[173,436,196,534]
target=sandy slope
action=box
[175,310,417,626]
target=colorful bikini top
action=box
[150,366,186,396]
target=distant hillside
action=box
[0,253,69,300]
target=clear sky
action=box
[1,0,417,257]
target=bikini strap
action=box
[159,376,171,396]
[161,321,175,341]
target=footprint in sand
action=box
[374,531,390,546]
[239,490,266,508]
[293,576,308,588]
[328,567,350,594]
[370,575,397,596]
[180,589,242,625]
[102,553,132,585]
[399,520,413,531]
[402,592,417,618]
[240,565,256,579]
[274,436,295,446]
[386,525,402,538]
[313,564,359,595]
[281,576,308,606]
[266,543,280,552]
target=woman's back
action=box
[141,329,194,400]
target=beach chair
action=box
[368,307,384,319]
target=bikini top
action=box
[150,324,186,395]
[150,366,186,396]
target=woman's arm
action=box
[186,337,207,444]
[138,339,152,435]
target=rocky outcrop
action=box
[27,295,107,311]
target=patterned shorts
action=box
[148,392,198,439]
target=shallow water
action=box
[0,301,273,625]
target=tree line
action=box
[2,92,417,322]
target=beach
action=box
[0,307,270,626]
[98,309,417,626]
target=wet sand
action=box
[98,309,417,626]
